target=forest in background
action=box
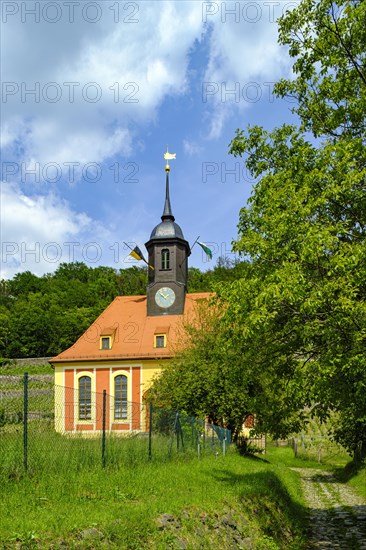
[0,259,246,359]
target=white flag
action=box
[164,152,176,160]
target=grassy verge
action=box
[333,460,366,500]
[267,442,366,500]
[345,466,366,499]
[0,447,307,549]
[0,363,53,376]
[266,444,334,470]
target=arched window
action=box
[79,376,91,420]
[161,248,170,270]
[115,375,128,420]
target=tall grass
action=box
[0,425,224,481]
[0,447,307,549]
[0,363,53,376]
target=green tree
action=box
[150,300,256,440]
[187,267,211,292]
[228,127,366,451]
[47,306,97,355]
[53,262,92,283]
[275,0,366,139]
[7,294,53,357]
[226,0,366,457]
[117,266,148,295]
[0,307,11,356]
[9,271,45,296]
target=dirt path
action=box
[292,468,366,549]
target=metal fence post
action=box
[169,411,179,458]
[293,437,298,458]
[176,412,180,451]
[23,372,28,471]
[148,401,153,460]
[102,390,106,468]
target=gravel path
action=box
[292,468,366,549]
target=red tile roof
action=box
[51,293,211,363]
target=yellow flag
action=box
[126,244,154,270]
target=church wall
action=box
[54,359,167,434]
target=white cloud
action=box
[1,1,295,170]
[0,181,171,278]
[21,122,132,172]
[0,0,299,279]
[183,140,203,156]
[0,181,111,278]
[202,5,295,139]
[1,1,204,172]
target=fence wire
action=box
[0,373,231,478]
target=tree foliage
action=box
[232,0,366,456]
[275,0,366,139]
[149,299,256,440]
[0,262,147,358]
[228,127,365,454]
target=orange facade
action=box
[59,365,142,433]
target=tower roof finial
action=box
[164,146,176,173]
[162,147,176,221]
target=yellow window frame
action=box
[100,336,112,350]
[154,334,166,348]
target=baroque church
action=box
[51,157,210,434]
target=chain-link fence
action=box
[0,373,231,479]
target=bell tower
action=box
[145,156,190,316]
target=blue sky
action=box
[1,0,299,279]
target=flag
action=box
[164,152,176,160]
[129,246,145,262]
[198,242,213,260]
[128,245,155,270]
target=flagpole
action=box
[123,241,134,252]
[123,242,154,270]
[178,236,200,269]
[189,235,200,254]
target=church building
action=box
[51,157,210,434]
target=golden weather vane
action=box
[164,145,176,171]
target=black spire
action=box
[161,169,175,222]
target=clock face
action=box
[155,287,176,308]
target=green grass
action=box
[333,459,366,500]
[2,437,364,549]
[0,362,53,376]
[347,466,366,499]
[267,442,366,500]
[0,429,208,478]
[266,443,334,470]
[1,366,363,548]
[0,446,308,549]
